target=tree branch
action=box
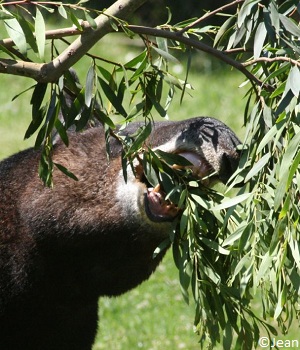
[0,0,147,82]
[127,25,272,90]
[0,4,275,91]
[244,56,300,68]
[0,26,82,50]
[177,0,245,34]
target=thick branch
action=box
[128,25,271,90]
[0,0,147,82]
[0,7,275,90]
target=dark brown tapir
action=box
[0,115,240,350]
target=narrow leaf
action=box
[254,22,267,59]
[4,18,27,55]
[244,153,270,182]
[85,65,95,107]
[279,13,300,37]
[212,193,251,211]
[84,11,97,29]
[286,66,300,97]
[98,77,127,117]
[58,5,67,19]
[35,8,45,60]
[0,9,14,20]
[30,82,48,119]
[152,47,180,63]
[126,122,152,154]
[54,162,79,181]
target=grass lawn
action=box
[0,34,298,349]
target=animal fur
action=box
[0,117,240,350]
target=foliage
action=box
[0,0,299,349]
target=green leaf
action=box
[279,13,300,37]
[37,4,54,13]
[17,15,38,55]
[54,118,69,146]
[254,22,267,59]
[180,208,189,237]
[30,82,48,120]
[0,43,15,58]
[123,50,147,69]
[289,239,300,271]
[269,81,286,99]
[286,66,300,97]
[152,47,180,63]
[12,84,35,101]
[68,9,83,31]
[98,77,127,117]
[64,87,85,128]
[274,171,288,212]
[200,237,230,255]
[58,5,67,19]
[256,120,284,153]
[153,238,171,258]
[212,193,251,211]
[279,131,300,180]
[35,8,45,60]
[155,150,192,167]
[95,109,116,129]
[278,193,290,220]
[244,153,270,182]
[109,18,119,32]
[255,252,273,287]
[222,224,248,247]
[35,122,47,149]
[25,104,46,140]
[85,65,95,107]
[190,193,210,210]
[286,150,300,191]
[143,152,159,187]
[97,65,114,84]
[54,162,79,181]
[84,11,97,29]
[127,101,145,120]
[126,122,152,155]
[128,55,148,84]
[4,18,27,55]
[214,16,235,47]
[0,9,14,20]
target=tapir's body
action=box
[0,117,240,349]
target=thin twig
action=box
[2,0,92,11]
[0,26,83,50]
[177,0,245,34]
[244,56,300,68]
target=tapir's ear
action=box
[219,148,244,187]
[218,152,238,184]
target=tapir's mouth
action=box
[144,184,180,222]
[136,151,216,223]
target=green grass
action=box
[94,250,199,350]
[0,34,298,349]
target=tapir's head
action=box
[115,117,241,225]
